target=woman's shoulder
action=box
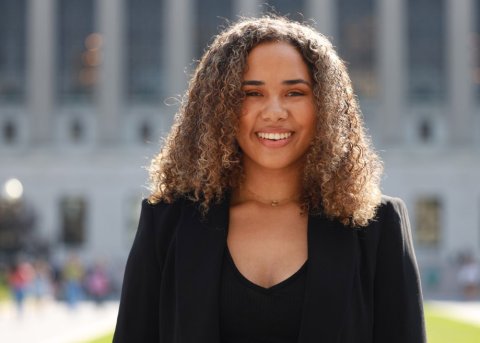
[140,193,205,224]
[356,195,410,236]
[376,194,408,219]
[372,194,412,240]
[133,196,193,251]
[379,194,406,207]
[141,195,189,218]
[355,195,415,260]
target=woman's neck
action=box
[235,164,302,207]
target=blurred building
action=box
[0,0,479,297]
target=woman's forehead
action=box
[242,41,312,81]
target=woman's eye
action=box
[287,91,304,97]
[245,91,262,97]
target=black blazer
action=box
[113,195,426,343]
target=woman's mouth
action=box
[256,132,293,141]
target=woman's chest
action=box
[227,205,308,289]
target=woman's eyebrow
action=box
[241,79,311,86]
[282,79,311,86]
[242,80,264,86]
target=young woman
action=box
[114,16,426,343]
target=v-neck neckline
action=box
[224,245,308,294]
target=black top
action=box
[113,196,426,343]
[220,246,308,343]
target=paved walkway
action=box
[1,299,479,342]
[0,299,118,343]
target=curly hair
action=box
[148,16,383,227]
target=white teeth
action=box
[257,132,292,140]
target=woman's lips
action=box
[255,131,293,148]
[256,132,292,140]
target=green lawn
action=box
[426,307,480,343]
[0,283,10,302]
[84,332,114,343]
[81,306,480,343]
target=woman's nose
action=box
[261,98,288,121]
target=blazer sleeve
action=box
[372,197,427,343]
[113,199,176,342]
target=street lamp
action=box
[2,178,23,201]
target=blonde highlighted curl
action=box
[149,16,383,227]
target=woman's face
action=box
[237,41,317,174]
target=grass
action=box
[0,283,11,302]
[84,307,480,343]
[83,332,114,343]
[426,307,480,343]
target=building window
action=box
[337,0,377,100]
[69,118,84,143]
[418,118,433,143]
[415,197,442,246]
[139,121,152,144]
[126,0,165,102]
[0,195,36,256]
[195,0,233,59]
[408,0,446,103]
[262,0,306,22]
[60,196,87,246]
[3,120,17,144]
[0,0,26,103]
[57,0,96,104]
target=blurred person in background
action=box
[62,254,84,309]
[31,258,53,308]
[85,259,111,305]
[457,252,480,300]
[114,16,426,342]
[8,259,34,316]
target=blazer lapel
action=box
[297,213,357,343]
[175,196,230,343]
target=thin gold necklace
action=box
[242,185,299,207]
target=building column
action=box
[305,0,336,40]
[378,0,407,146]
[447,0,474,146]
[164,0,194,97]
[27,0,55,146]
[97,0,124,145]
[233,0,260,17]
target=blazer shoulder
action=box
[140,197,186,229]
[376,194,408,219]
[373,195,426,342]
[141,197,182,211]
[131,197,189,266]
[374,194,413,248]
[380,194,406,208]
[367,195,411,239]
